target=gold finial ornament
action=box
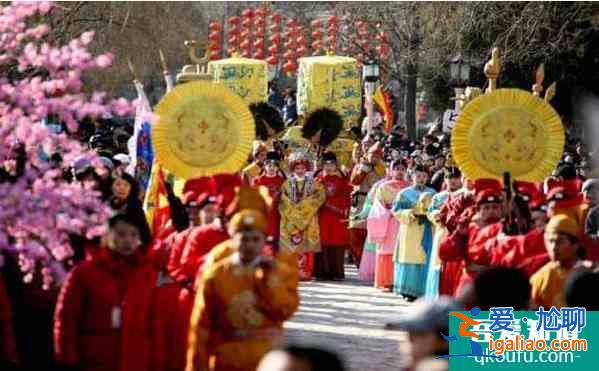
[484,48,501,93]
[185,40,210,65]
[176,40,212,83]
[532,64,545,96]
[544,81,557,103]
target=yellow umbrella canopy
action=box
[451,88,564,182]
[152,81,255,179]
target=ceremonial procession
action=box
[2,1,599,371]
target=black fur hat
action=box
[264,151,281,164]
[249,102,285,141]
[321,151,337,164]
[302,108,343,147]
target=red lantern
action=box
[253,51,264,59]
[269,23,280,32]
[209,43,221,52]
[209,51,220,60]
[227,47,237,56]
[271,12,281,23]
[297,46,308,56]
[326,36,336,44]
[267,44,278,54]
[240,39,251,50]
[311,19,322,28]
[241,8,254,18]
[254,17,265,27]
[209,32,221,42]
[269,33,281,44]
[266,55,278,65]
[311,41,322,50]
[287,18,298,27]
[253,39,265,49]
[283,60,297,73]
[296,35,307,45]
[311,30,323,40]
[240,30,252,39]
[328,15,338,24]
[229,16,240,25]
[228,26,240,35]
[255,7,266,17]
[283,40,294,50]
[208,22,221,31]
[254,30,265,38]
[241,50,251,58]
[242,18,252,28]
[283,30,294,40]
[283,50,295,60]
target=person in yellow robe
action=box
[279,152,326,281]
[186,209,300,371]
[241,142,268,186]
[531,215,582,309]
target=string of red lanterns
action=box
[227,16,240,56]
[208,21,222,60]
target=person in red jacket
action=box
[54,213,158,371]
[439,179,504,296]
[0,273,18,369]
[315,152,352,280]
[254,151,286,241]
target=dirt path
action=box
[285,265,412,371]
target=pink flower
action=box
[80,31,94,45]
[38,2,53,15]
[95,53,113,68]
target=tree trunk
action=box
[406,61,417,140]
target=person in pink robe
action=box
[368,160,409,290]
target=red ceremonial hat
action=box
[196,192,219,210]
[183,177,212,196]
[182,191,199,206]
[473,178,502,194]
[514,181,545,209]
[476,188,503,206]
[546,179,582,199]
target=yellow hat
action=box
[225,185,272,218]
[229,209,268,234]
[545,214,581,239]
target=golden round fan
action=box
[152,81,255,179]
[451,88,564,182]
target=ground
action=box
[286,265,412,371]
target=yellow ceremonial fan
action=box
[152,81,255,179]
[451,88,564,182]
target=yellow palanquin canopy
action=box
[152,81,255,179]
[451,88,564,182]
[208,57,268,103]
[297,55,361,130]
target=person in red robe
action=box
[147,190,217,371]
[254,151,286,242]
[163,193,228,371]
[315,151,352,280]
[439,179,504,296]
[54,213,158,371]
[436,178,475,296]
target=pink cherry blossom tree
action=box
[0,1,133,289]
